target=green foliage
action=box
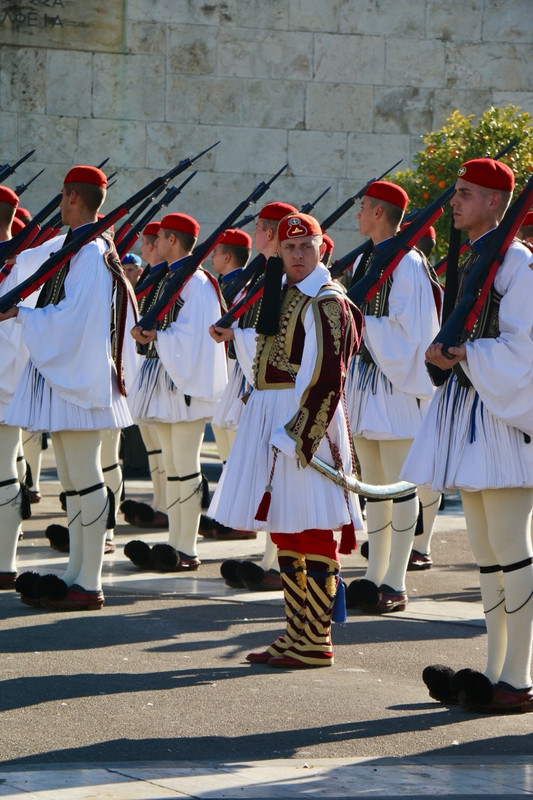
[393,105,533,262]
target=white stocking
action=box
[101,429,122,542]
[0,425,23,573]
[22,431,43,494]
[260,533,279,572]
[154,419,206,558]
[51,430,106,591]
[140,423,166,513]
[413,487,441,555]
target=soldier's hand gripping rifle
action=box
[213,165,405,330]
[0,152,219,314]
[425,174,533,386]
[136,164,288,331]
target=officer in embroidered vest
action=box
[127,212,227,573]
[0,165,134,611]
[208,212,363,668]
[402,158,533,714]
[344,181,441,615]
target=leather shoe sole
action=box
[41,586,105,611]
[268,655,332,669]
[376,587,407,613]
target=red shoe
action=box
[0,572,17,590]
[175,553,201,571]
[408,550,433,571]
[42,585,105,611]
[376,585,407,613]
[246,650,272,664]
[462,681,533,714]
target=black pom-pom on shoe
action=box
[15,571,42,605]
[345,578,380,611]
[422,664,458,704]
[151,544,179,572]
[120,500,155,525]
[454,668,493,709]
[220,559,244,588]
[35,574,69,601]
[45,524,70,553]
[124,539,152,568]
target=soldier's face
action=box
[279,235,325,286]
[450,178,498,240]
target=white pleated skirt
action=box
[211,360,249,431]
[6,363,132,433]
[400,374,533,492]
[128,357,217,424]
[208,386,362,534]
[345,357,429,439]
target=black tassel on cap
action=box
[256,256,284,335]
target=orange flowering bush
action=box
[393,106,533,262]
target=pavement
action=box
[0,431,531,799]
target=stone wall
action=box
[0,0,531,255]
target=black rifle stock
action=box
[137,165,288,330]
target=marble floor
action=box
[0,757,532,798]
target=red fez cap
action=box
[365,180,409,210]
[278,213,323,242]
[10,216,25,234]
[322,233,334,254]
[457,158,514,192]
[143,221,161,237]
[64,165,107,188]
[402,221,437,241]
[15,206,31,221]
[521,210,533,227]
[259,201,298,221]
[0,185,19,208]
[220,228,252,248]
[160,212,200,238]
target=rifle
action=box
[137,164,288,330]
[0,158,125,259]
[299,186,331,215]
[0,192,63,265]
[112,142,217,249]
[221,189,332,307]
[319,159,402,231]
[0,150,35,184]
[347,183,455,307]
[425,174,533,386]
[116,171,198,259]
[0,152,220,313]
[15,168,45,198]
[434,240,469,277]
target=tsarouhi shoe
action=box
[236,561,282,591]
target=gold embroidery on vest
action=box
[321,300,342,355]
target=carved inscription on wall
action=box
[0,0,125,51]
